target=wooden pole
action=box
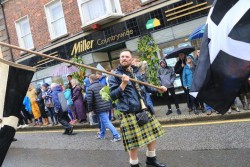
[0,42,161,89]
[0,46,3,59]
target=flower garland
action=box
[137,35,160,86]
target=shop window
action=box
[126,18,140,38]
[15,16,34,49]
[150,8,165,30]
[163,46,183,93]
[78,0,123,27]
[104,26,115,37]
[45,0,67,40]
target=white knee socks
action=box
[146,149,156,157]
[130,158,139,165]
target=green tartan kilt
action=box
[120,111,165,151]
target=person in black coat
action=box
[87,74,121,141]
[36,88,50,125]
[174,52,186,86]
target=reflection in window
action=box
[81,0,106,23]
[15,16,34,49]
[45,0,67,39]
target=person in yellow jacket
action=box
[27,85,41,126]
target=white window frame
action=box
[44,0,67,40]
[141,0,157,5]
[15,16,34,49]
[77,0,123,27]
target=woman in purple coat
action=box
[71,79,87,123]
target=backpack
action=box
[57,92,68,112]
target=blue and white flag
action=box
[191,0,250,114]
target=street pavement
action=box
[3,120,250,167]
[17,101,250,131]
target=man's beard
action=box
[121,61,131,69]
[122,64,131,69]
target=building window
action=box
[45,0,67,40]
[141,0,157,5]
[15,16,34,49]
[78,0,123,27]
[126,18,140,38]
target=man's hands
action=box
[122,74,130,84]
[120,74,130,91]
[119,75,168,93]
[157,86,167,93]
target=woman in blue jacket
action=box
[64,83,77,124]
[182,55,199,115]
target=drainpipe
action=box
[0,1,14,62]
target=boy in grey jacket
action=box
[157,59,181,115]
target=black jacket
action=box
[109,65,156,113]
[87,80,111,113]
[35,88,45,109]
[174,59,186,85]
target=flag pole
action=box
[0,42,161,89]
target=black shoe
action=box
[146,156,166,167]
[193,109,199,115]
[63,129,69,135]
[166,109,172,115]
[207,110,212,115]
[130,163,142,167]
[176,109,181,115]
[68,126,73,135]
[12,138,17,142]
[243,102,248,110]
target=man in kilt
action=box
[109,49,167,167]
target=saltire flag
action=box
[0,58,35,166]
[190,0,250,114]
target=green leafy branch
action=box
[99,86,121,116]
[137,35,160,86]
[71,56,86,85]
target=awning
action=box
[51,64,79,76]
[146,18,161,29]
[188,24,206,40]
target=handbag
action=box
[135,99,149,126]
[130,69,149,126]
[57,92,68,112]
[45,99,54,108]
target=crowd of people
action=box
[17,69,120,138]
[16,48,250,167]
[158,49,250,115]
[17,48,250,132]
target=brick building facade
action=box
[0,5,12,60]
[0,0,210,88]
[2,0,162,60]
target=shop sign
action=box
[97,29,133,46]
[70,29,133,56]
[146,18,161,29]
[71,39,94,57]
